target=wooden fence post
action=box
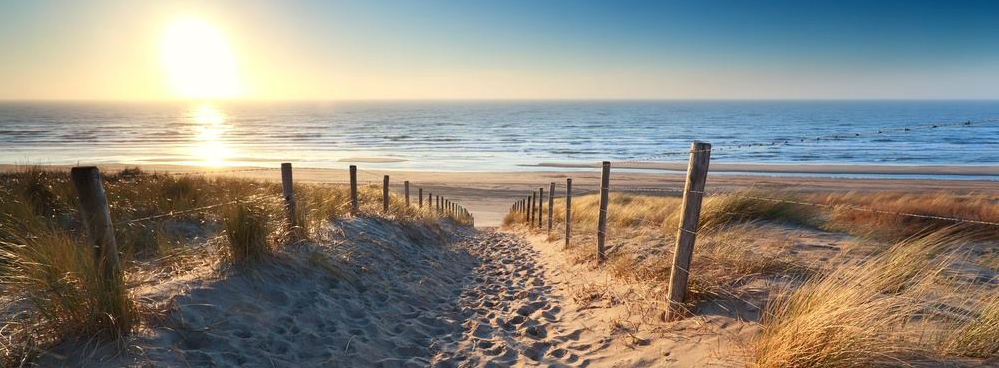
[565,178,572,248]
[524,197,529,222]
[70,167,122,287]
[597,161,610,263]
[419,188,423,208]
[538,187,544,228]
[529,193,535,226]
[281,163,298,235]
[404,181,410,207]
[548,182,555,234]
[382,175,390,212]
[349,165,358,214]
[666,141,712,321]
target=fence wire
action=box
[116,193,281,227]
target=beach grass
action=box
[506,191,998,366]
[0,166,466,364]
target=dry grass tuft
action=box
[944,292,999,358]
[220,203,275,266]
[812,191,999,241]
[0,227,134,365]
[750,230,967,368]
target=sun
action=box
[161,17,239,99]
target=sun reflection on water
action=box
[191,104,231,167]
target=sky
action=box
[1,0,998,100]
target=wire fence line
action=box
[116,193,281,227]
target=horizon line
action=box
[3,97,999,103]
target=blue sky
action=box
[1,0,998,99]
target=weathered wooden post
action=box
[597,161,610,263]
[404,181,410,207]
[349,165,358,215]
[548,182,555,234]
[666,141,711,321]
[565,178,572,248]
[418,188,423,208]
[70,166,122,290]
[529,193,535,226]
[436,195,441,213]
[524,197,530,222]
[542,187,547,227]
[281,163,298,234]
[382,175,390,212]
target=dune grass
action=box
[506,190,998,365]
[945,292,999,358]
[0,166,466,364]
[811,191,999,241]
[220,203,274,266]
[749,231,986,367]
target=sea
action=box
[1,100,997,179]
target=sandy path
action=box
[431,229,688,368]
[432,230,596,367]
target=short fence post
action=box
[597,161,610,263]
[70,166,122,290]
[666,141,712,321]
[419,188,423,208]
[548,182,555,234]
[538,187,545,228]
[349,165,358,214]
[529,193,535,226]
[382,175,390,212]
[565,178,572,248]
[404,181,410,207]
[281,163,298,235]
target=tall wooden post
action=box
[565,178,572,248]
[70,167,122,288]
[537,187,544,228]
[666,142,712,321]
[597,161,610,263]
[349,165,358,215]
[404,181,410,207]
[382,175,390,212]
[281,163,298,234]
[548,182,555,234]
[418,188,423,208]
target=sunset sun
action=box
[161,17,239,99]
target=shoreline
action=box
[534,161,999,176]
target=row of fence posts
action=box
[509,141,710,320]
[70,162,474,306]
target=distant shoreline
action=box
[533,162,999,176]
